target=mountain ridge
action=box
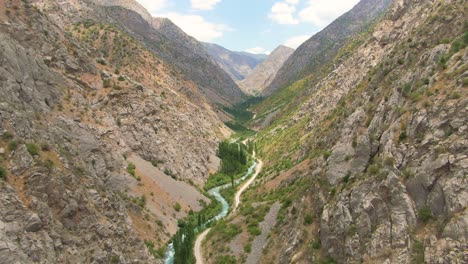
[238,45,294,95]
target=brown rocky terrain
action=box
[204,0,467,263]
[0,0,232,262]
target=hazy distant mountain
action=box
[238,45,294,95]
[203,43,267,81]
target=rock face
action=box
[211,0,466,263]
[238,45,294,95]
[0,0,231,262]
[202,42,267,81]
[264,0,393,96]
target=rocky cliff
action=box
[238,45,294,95]
[205,0,467,263]
[203,42,267,81]
[0,0,231,262]
[264,0,393,96]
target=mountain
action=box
[238,45,294,95]
[92,0,245,106]
[203,42,267,81]
[264,0,393,96]
[0,0,234,262]
[204,0,468,263]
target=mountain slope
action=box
[238,45,294,95]
[76,0,245,105]
[0,0,234,262]
[203,42,267,81]
[204,0,468,263]
[264,0,393,96]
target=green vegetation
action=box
[103,79,111,88]
[174,202,181,212]
[2,131,13,140]
[144,240,166,259]
[218,140,248,175]
[411,240,424,264]
[214,255,237,264]
[304,214,313,225]
[312,238,321,250]
[8,141,18,151]
[0,166,6,180]
[26,143,39,156]
[418,206,432,223]
[127,162,136,176]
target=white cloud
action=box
[245,47,270,55]
[284,35,310,48]
[191,0,222,10]
[268,1,299,25]
[135,0,167,13]
[299,0,359,27]
[159,13,232,42]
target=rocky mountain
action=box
[264,0,393,96]
[238,45,294,95]
[82,0,245,106]
[204,0,468,263]
[0,0,233,262]
[203,42,267,81]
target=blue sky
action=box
[135,0,360,54]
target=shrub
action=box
[96,59,106,65]
[244,243,252,253]
[323,150,332,160]
[174,202,181,212]
[26,143,39,156]
[0,166,6,180]
[118,76,125,81]
[103,79,111,88]
[304,214,313,225]
[247,226,261,236]
[399,131,408,142]
[312,238,321,249]
[8,141,18,151]
[2,131,13,140]
[412,240,424,263]
[418,207,431,223]
[368,164,380,175]
[41,142,51,151]
[127,163,136,176]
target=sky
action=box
[135,0,360,54]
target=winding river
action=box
[164,158,259,264]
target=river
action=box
[163,160,258,263]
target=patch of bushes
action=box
[312,238,321,249]
[2,131,13,140]
[304,214,313,225]
[418,206,432,223]
[8,141,18,151]
[174,202,181,212]
[127,162,136,176]
[0,166,7,180]
[411,239,424,264]
[26,143,39,156]
[103,79,111,88]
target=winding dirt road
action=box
[194,150,263,264]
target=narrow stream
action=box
[163,161,257,264]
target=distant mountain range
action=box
[202,42,267,81]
